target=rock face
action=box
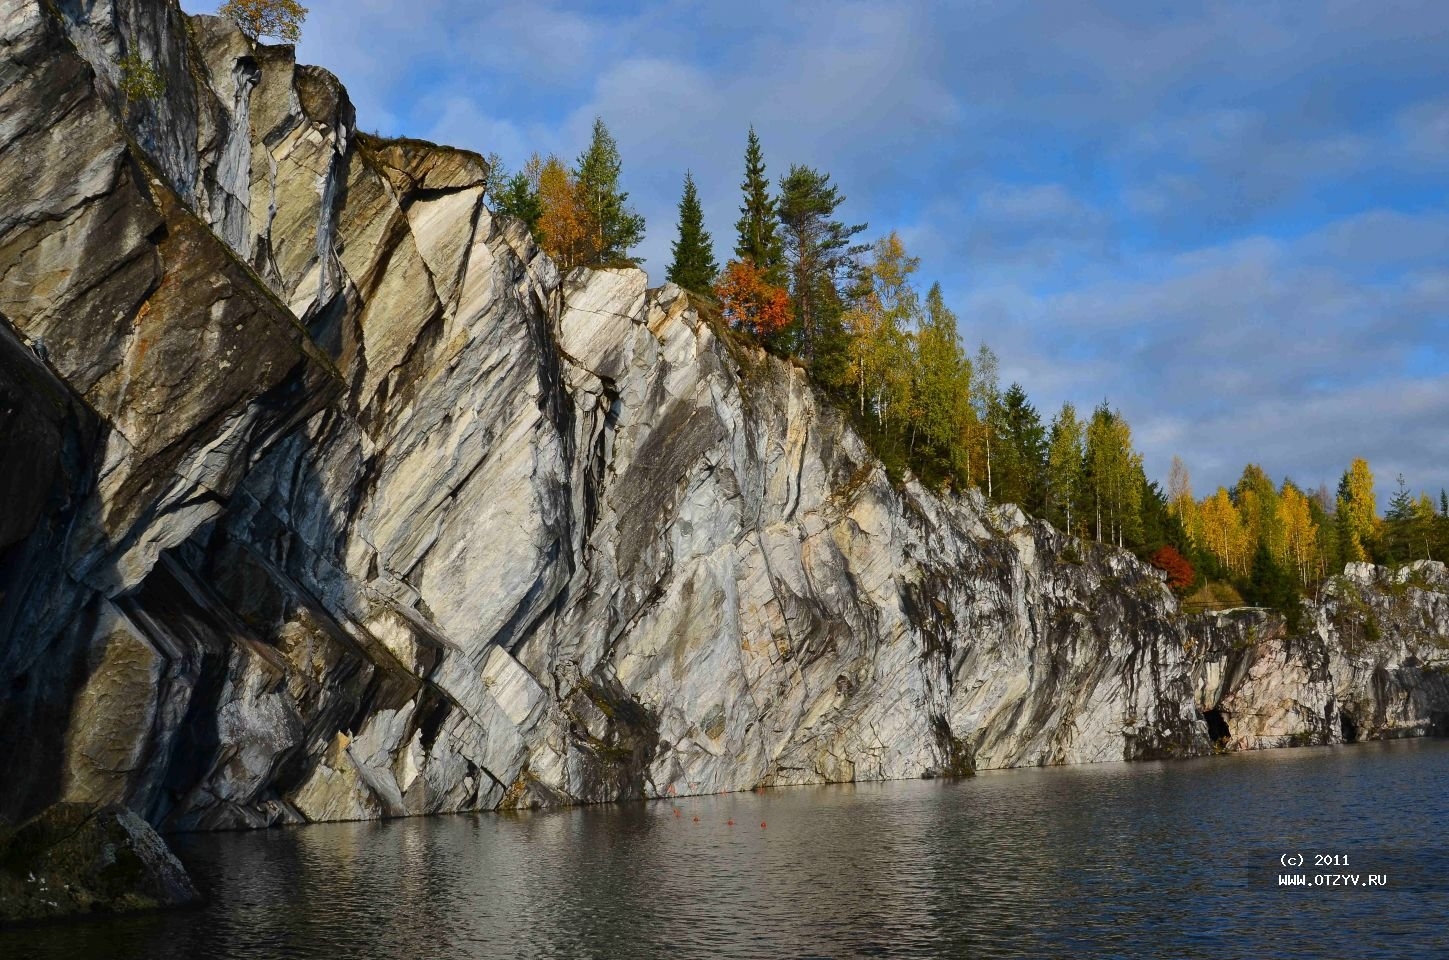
[0,804,199,923]
[2,0,1447,842]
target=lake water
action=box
[6,739,1447,959]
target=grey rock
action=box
[1,0,1446,843]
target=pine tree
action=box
[733,127,785,284]
[574,117,645,266]
[666,171,717,294]
[778,165,867,362]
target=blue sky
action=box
[191,0,1449,500]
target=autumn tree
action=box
[219,0,306,41]
[715,260,791,338]
[734,127,785,284]
[536,155,595,271]
[841,232,919,426]
[916,283,975,482]
[1233,464,1284,563]
[1149,545,1196,592]
[1084,404,1143,548]
[778,165,867,362]
[1199,487,1250,577]
[1277,482,1320,585]
[575,117,644,266]
[667,171,717,294]
[1336,458,1377,563]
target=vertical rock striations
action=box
[1,0,1446,839]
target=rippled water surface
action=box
[7,739,1449,959]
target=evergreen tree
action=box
[1441,489,1448,518]
[666,171,717,294]
[733,127,785,284]
[1246,542,1305,632]
[574,117,645,266]
[485,155,544,236]
[916,283,969,475]
[778,165,867,362]
[996,383,1047,514]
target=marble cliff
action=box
[3,0,1448,848]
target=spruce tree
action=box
[575,117,645,265]
[666,171,718,294]
[733,127,784,283]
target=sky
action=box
[191,1,1449,500]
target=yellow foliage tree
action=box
[1199,487,1250,576]
[1277,483,1319,585]
[218,0,307,42]
[536,155,597,271]
[1336,457,1378,562]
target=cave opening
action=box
[1202,708,1230,743]
[1340,709,1359,744]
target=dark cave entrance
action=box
[1202,708,1230,743]
[1340,709,1359,744]
[1430,711,1449,738]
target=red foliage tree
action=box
[1149,545,1196,591]
[714,259,791,338]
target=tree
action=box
[1167,456,1200,548]
[714,260,791,338]
[997,383,1046,513]
[485,153,544,235]
[1084,404,1142,548]
[916,283,971,476]
[1245,542,1305,633]
[1384,473,1415,563]
[733,127,785,284]
[841,233,919,424]
[218,0,307,42]
[1149,545,1196,592]
[536,155,595,271]
[1046,403,1084,535]
[1336,458,1377,563]
[1233,464,1284,563]
[666,171,717,294]
[1277,482,1319,586]
[1199,487,1250,577]
[574,117,645,266]
[778,165,867,362]
[970,345,1000,497]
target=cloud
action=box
[181,0,1449,497]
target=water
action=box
[6,740,1448,959]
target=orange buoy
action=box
[726,818,734,826]
[760,821,767,829]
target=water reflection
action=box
[5,740,1447,959]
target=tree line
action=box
[483,120,1449,618]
